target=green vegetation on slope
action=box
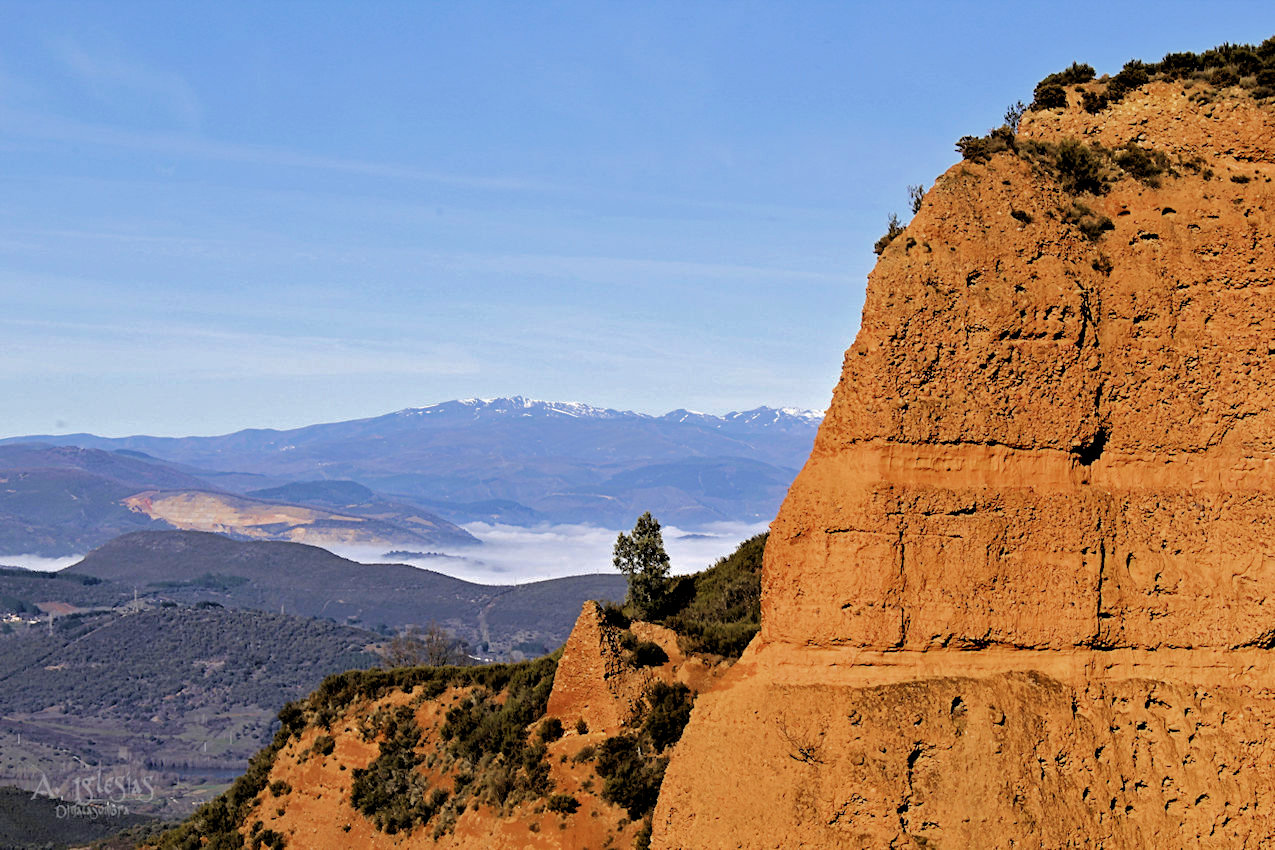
[0,602,381,820]
[656,532,766,658]
[0,605,378,721]
[1030,37,1275,113]
[149,654,559,848]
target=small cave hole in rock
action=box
[1072,428,1109,466]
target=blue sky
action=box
[3,1,1273,437]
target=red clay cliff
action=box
[655,73,1275,848]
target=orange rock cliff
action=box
[654,63,1275,846]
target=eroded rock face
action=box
[546,603,682,732]
[655,81,1275,847]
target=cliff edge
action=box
[656,43,1275,848]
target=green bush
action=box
[873,213,904,255]
[350,705,433,833]
[642,682,693,752]
[312,734,336,757]
[594,734,667,819]
[630,640,669,668]
[1113,142,1170,186]
[1037,61,1096,90]
[1212,66,1240,88]
[1054,139,1106,195]
[537,716,564,743]
[1004,100,1026,132]
[1063,202,1114,241]
[1105,60,1150,102]
[252,829,286,850]
[657,533,764,659]
[598,602,631,629]
[1032,84,1068,110]
[956,126,1016,163]
[1080,90,1108,114]
[546,793,580,815]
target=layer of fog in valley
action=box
[0,554,84,572]
[0,521,770,585]
[332,520,771,585]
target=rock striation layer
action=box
[655,75,1275,847]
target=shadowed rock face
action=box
[655,80,1275,847]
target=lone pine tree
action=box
[613,512,671,618]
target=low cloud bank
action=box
[0,522,771,586]
[0,554,84,572]
[333,520,770,585]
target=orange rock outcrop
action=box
[654,80,1275,847]
[546,602,685,733]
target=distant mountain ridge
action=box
[0,443,474,556]
[3,397,824,529]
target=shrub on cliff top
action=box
[956,126,1016,163]
[1032,63,1094,110]
[1032,83,1068,111]
[1037,61,1097,90]
[1029,37,1275,114]
[873,212,905,255]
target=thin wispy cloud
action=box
[53,37,203,130]
[0,105,553,193]
[0,316,481,380]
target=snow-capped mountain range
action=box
[4,398,824,528]
[396,396,822,426]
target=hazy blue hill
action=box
[0,443,211,491]
[0,565,120,613]
[0,601,381,818]
[2,397,821,528]
[0,444,475,556]
[0,604,378,719]
[246,479,378,504]
[0,466,176,556]
[0,785,153,849]
[243,480,480,546]
[63,530,626,656]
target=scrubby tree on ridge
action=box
[614,512,670,618]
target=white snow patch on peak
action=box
[393,398,822,424]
